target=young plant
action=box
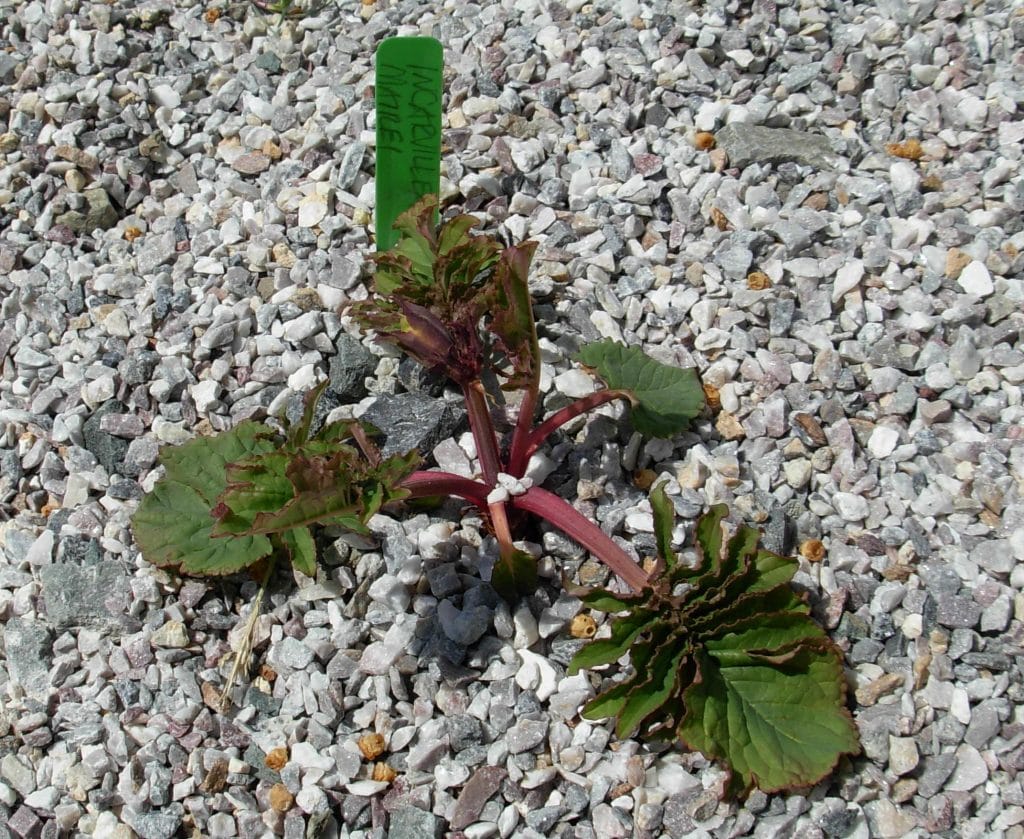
[568,484,860,797]
[131,196,857,795]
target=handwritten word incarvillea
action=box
[376,64,439,195]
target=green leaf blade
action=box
[568,610,657,675]
[132,480,273,576]
[159,421,277,506]
[577,340,704,438]
[679,644,860,797]
[277,527,317,578]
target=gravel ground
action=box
[1,0,1024,837]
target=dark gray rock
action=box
[1,618,53,700]
[388,805,442,839]
[328,334,375,399]
[716,124,840,170]
[55,188,119,232]
[396,357,446,396]
[283,386,342,439]
[41,560,129,631]
[446,714,483,752]
[359,392,464,457]
[82,400,130,475]
[437,599,492,646]
[120,351,159,386]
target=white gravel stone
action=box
[957,260,994,296]
[831,492,869,521]
[867,426,899,458]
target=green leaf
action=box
[578,588,638,613]
[580,679,633,721]
[567,499,859,798]
[132,480,273,575]
[213,451,297,536]
[678,643,859,797]
[687,503,728,579]
[615,636,689,738]
[577,340,704,438]
[132,423,280,575]
[749,549,799,592]
[580,639,657,721]
[649,481,677,571]
[159,421,276,506]
[285,380,330,448]
[568,609,657,674]
[490,546,538,601]
[704,611,827,660]
[276,527,317,578]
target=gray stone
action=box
[964,701,1002,749]
[122,807,183,839]
[82,400,130,475]
[267,637,314,672]
[936,597,981,629]
[715,124,840,170]
[359,393,464,457]
[1,754,36,797]
[388,805,441,839]
[2,618,53,700]
[328,334,374,398]
[55,188,119,232]
[506,719,548,754]
[437,599,492,646]
[337,141,366,190]
[971,539,1015,575]
[41,561,128,631]
[916,752,957,797]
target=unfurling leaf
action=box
[577,340,704,438]
[569,497,859,798]
[350,195,539,389]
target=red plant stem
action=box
[463,379,503,485]
[488,499,517,559]
[401,470,491,507]
[506,384,539,480]
[517,389,631,468]
[511,486,650,593]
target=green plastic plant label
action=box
[375,36,443,251]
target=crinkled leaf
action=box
[581,639,657,721]
[679,642,859,797]
[275,527,317,578]
[577,340,704,438]
[570,500,859,798]
[568,609,657,675]
[213,451,297,536]
[132,422,280,575]
[690,584,807,636]
[703,611,828,660]
[489,241,540,389]
[490,546,538,601]
[243,449,419,535]
[748,549,798,592]
[132,480,273,575]
[158,421,276,506]
[615,637,689,739]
